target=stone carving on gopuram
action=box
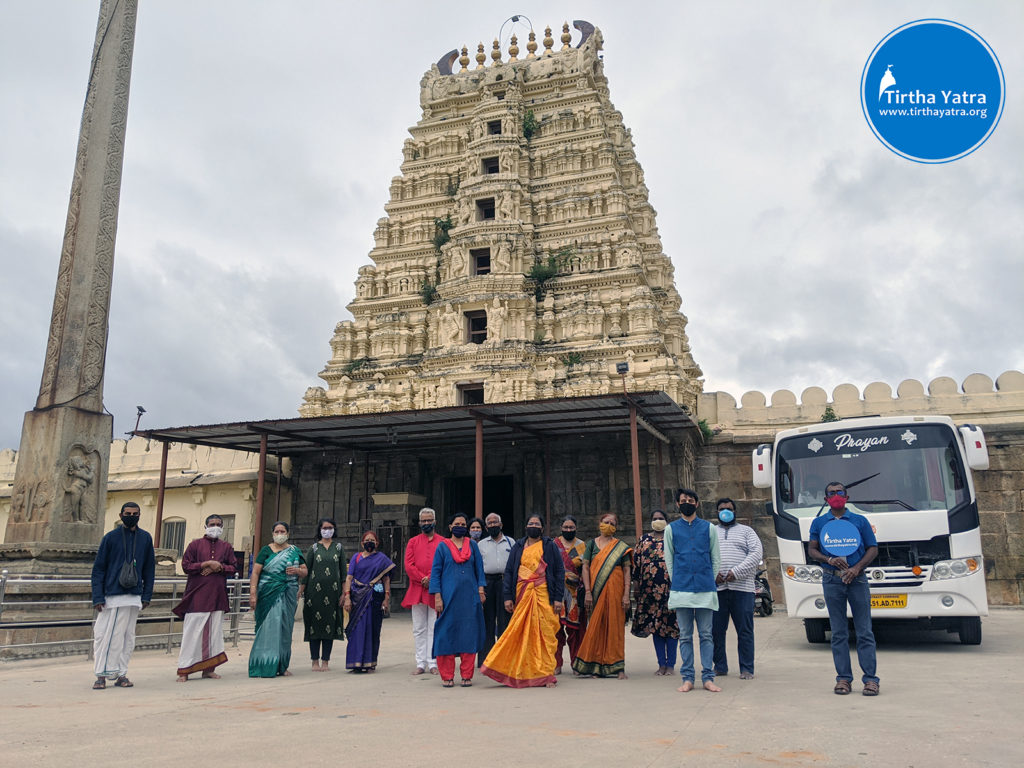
[301,22,702,417]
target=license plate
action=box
[871,593,907,609]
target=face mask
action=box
[826,494,847,510]
[273,533,289,545]
[599,522,616,536]
[561,529,576,540]
[363,541,376,552]
[451,524,468,538]
[420,523,435,535]
[679,502,698,517]
[526,526,543,539]
[120,514,140,528]
[651,519,667,532]
[205,526,223,539]
[487,525,502,538]
[717,509,735,525]
[320,528,334,539]
[470,530,483,541]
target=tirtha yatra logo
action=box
[861,19,1004,163]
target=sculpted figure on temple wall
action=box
[443,304,462,347]
[488,297,507,341]
[494,241,511,272]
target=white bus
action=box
[752,415,990,645]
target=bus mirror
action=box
[752,444,772,488]
[959,424,990,470]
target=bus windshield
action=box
[776,423,968,519]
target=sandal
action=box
[442,679,455,688]
[461,679,473,687]
[93,678,106,690]
[114,676,134,688]
[833,680,852,695]
[862,681,880,696]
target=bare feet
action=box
[429,668,439,675]
[321,662,330,672]
[176,674,188,683]
[703,680,722,692]
[312,660,321,672]
[555,666,562,676]
[545,681,557,688]
[201,671,221,680]
[617,671,628,679]
[282,669,293,676]
[739,672,754,680]
[411,667,426,675]
[677,680,694,692]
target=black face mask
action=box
[526,526,543,539]
[561,529,576,540]
[363,541,376,552]
[120,514,140,529]
[420,523,435,534]
[486,525,502,538]
[451,525,468,538]
[678,502,698,517]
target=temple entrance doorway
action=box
[444,475,516,537]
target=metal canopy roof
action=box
[135,391,696,457]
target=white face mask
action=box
[320,528,335,539]
[273,533,289,545]
[205,526,223,539]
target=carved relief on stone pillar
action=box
[63,447,99,524]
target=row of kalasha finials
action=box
[458,23,575,71]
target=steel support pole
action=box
[629,403,643,543]
[154,441,169,547]
[656,441,665,510]
[475,417,484,520]
[543,444,551,535]
[255,435,267,550]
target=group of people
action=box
[91,483,882,696]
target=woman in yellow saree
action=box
[572,513,633,678]
[481,514,565,688]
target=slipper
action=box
[411,667,426,676]
[442,679,455,688]
[461,679,473,687]
[93,678,106,690]
[834,680,852,695]
[862,681,880,696]
[114,676,133,688]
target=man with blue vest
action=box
[808,481,880,696]
[664,488,722,693]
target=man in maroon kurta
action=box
[401,507,442,674]
[173,515,237,681]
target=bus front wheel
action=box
[804,618,828,644]
[958,617,982,645]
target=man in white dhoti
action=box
[91,502,155,689]
[173,514,238,681]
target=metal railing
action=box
[0,569,253,659]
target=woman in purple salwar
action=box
[343,530,395,672]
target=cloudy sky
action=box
[1,1,1021,448]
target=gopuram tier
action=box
[301,22,702,417]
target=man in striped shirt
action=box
[712,498,763,680]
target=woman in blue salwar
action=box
[429,513,486,687]
[249,522,307,678]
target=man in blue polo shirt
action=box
[808,481,880,696]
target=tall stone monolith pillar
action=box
[0,0,138,573]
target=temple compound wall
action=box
[694,371,1024,606]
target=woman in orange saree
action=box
[572,513,633,678]
[481,514,565,688]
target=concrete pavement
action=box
[1,609,1022,767]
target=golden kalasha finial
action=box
[475,42,486,69]
[561,22,572,50]
[508,34,519,62]
[459,45,470,72]
[526,30,538,59]
[543,26,554,55]
[491,38,502,65]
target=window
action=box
[162,518,187,556]
[459,383,485,405]
[471,248,491,275]
[487,120,502,135]
[476,198,495,221]
[482,156,499,174]
[466,310,487,344]
[219,514,236,547]
[495,91,505,101]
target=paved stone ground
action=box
[1,609,1022,767]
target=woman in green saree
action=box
[249,522,307,678]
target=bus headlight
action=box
[783,564,823,583]
[930,556,982,580]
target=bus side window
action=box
[946,446,965,490]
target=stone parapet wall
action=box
[699,370,1024,440]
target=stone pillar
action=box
[1,0,137,573]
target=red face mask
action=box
[826,494,847,510]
